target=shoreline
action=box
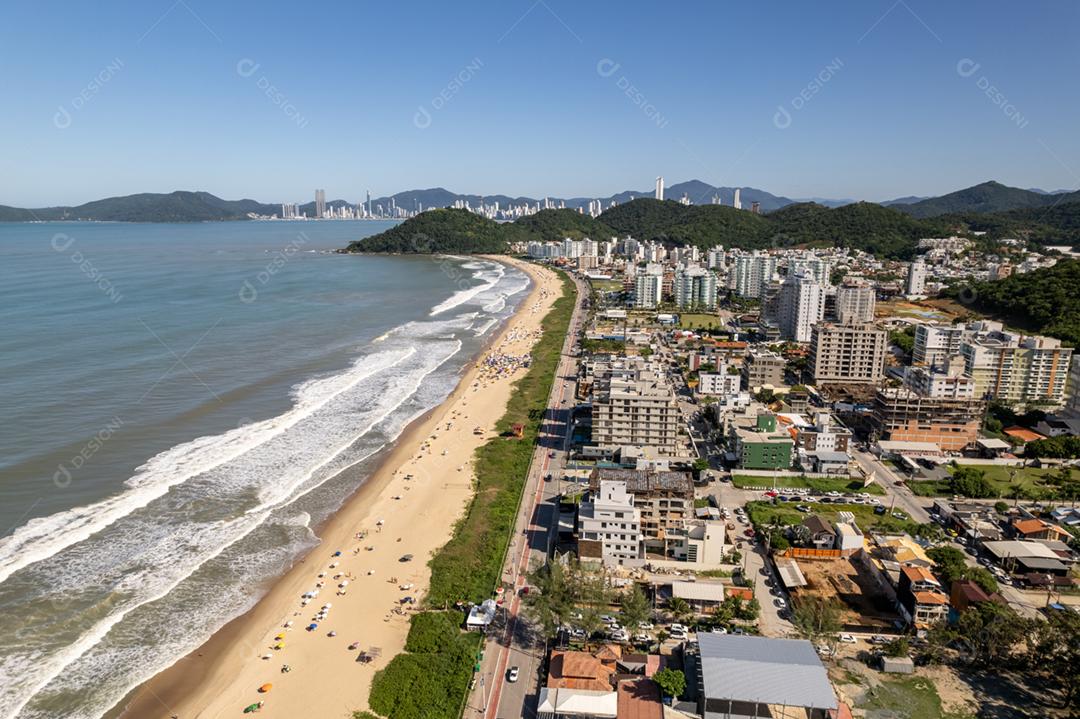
[114,256,557,719]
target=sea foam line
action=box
[0,348,415,586]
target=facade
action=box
[871,387,985,451]
[1065,356,1080,419]
[733,252,778,299]
[577,480,643,565]
[897,565,949,628]
[743,348,786,388]
[633,267,664,309]
[777,271,826,343]
[591,358,680,452]
[697,370,742,397]
[794,412,851,453]
[961,331,1074,406]
[905,358,975,398]
[913,323,966,367]
[730,413,794,470]
[590,469,695,555]
[673,266,718,309]
[905,258,927,298]
[808,322,887,384]
[835,280,876,324]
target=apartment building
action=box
[871,386,986,451]
[913,323,966,367]
[674,266,718,309]
[728,412,794,470]
[835,279,876,324]
[733,252,778,299]
[591,357,680,452]
[778,272,825,343]
[961,331,1074,406]
[1065,356,1080,419]
[697,370,742,397]
[905,358,975,398]
[633,266,663,309]
[808,322,888,384]
[590,469,695,555]
[577,480,643,565]
[743,348,786,389]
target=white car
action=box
[670,623,688,633]
[600,614,618,624]
[839,633,857,644]
[638,622,654,630]
[508,666,520,682]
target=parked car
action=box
[839,633,857,644]
[507,666,519,682]
[638,622,654,630]
[870,635,888,645]
[795,505,811,513]
[670,623,688,633]
[874,505,887,515]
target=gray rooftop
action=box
[593,468,694,495]
[697,634,838,710]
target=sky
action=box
[2,0,1079,206]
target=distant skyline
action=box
[3,1,1078,207]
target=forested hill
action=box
[0,191,278,222]
[950,259,1080,346]
[344,209,509,254]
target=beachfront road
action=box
[468,271,587,719]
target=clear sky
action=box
[3,0,1078,206]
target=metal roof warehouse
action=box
[695,634,838,718]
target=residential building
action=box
[697,370,742,397]
[793,412,851,453]
[591,357,680,452]
[871,386,985,451]
[961,331,1073,405]
[808,322,887,384]
[905,258,927,298]
[633,266,664,309]
[671,580,726,614]
[778,272,825,343]
[674,266,718,309]
[668,520,728,567]
[590,469,695,554]
[733,252,778,299]
[1064,356,1080,419]
[835,279,876,324]
[913,323,966,367]
[904,358,975,398]
[897,565,949,628]
[577,480,643,565]
[728,412,794,470]
[802,515,836,548]
[742,348,786,389]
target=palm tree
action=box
[667,596,693,625]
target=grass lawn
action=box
[908,464,1080,499]
[746,500,922,534]
[858,676,975,719]
[732,474,885,495]
[588,279,622,292]
[679,312,724,330]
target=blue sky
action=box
[2,0,1078,206]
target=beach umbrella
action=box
[243,702,262,713]
[274,634,285,641]
[332,551,342,557]
[259,684,273,693]
[273,642,284,650]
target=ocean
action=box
[0,220,530,719]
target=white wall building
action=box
[578,480,643,565]
[778,272,825,343]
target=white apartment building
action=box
[835,280,876,324]
[961,331,1074,405]
[674,266,718,309]
[591,357,680,451]
[808,322,888,384]
[905,358,976,398]
[913,323,966,367]
[787,255,831,286]
[733,252,778,299]
[578,480,643,565]
[778,271,825,343]
[905,258,927,298]
[697,370,742,397]
[634,266,664,308]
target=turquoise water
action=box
[0,221,529,719]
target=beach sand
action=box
[117,256,561,719]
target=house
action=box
[949,579,1004,612]
[834,515,865,553]
[802,515,836,549]
[1011,518,1073,543]
[670,580,726,614]
[547,650,616,691]
[537,689,618,719]
[897,565,949,628]
[1050,507,1080,528]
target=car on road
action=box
[870,635,889,645]
[763,490,778,498]
[774,598,788,609]
[507,666,519,682]
[839,633,857,644]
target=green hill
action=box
[949,259,1080,346]
[942,200,1080,248]
[597,198,937,259]
[0,191,278,222]
[345,208,509,254]
[893,180,1080,219]
[511,208,615,241]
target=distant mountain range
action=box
[3,179,1079,227]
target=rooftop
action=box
[697,634,838,711]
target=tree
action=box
[955,601,1027,667]
[619,585,651,631]
[790,524,813,547]
[994,501,1010,515]
[768,530,790,551]
[792,598,841,646]
[1027,607,1080,708]
[883,636,910,657]
[524,562,573,636]
[692,458,710,473]
[949,467,997,498]
[667,597,693,625]
[653,667,687,700]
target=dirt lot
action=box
[793,555,902,631]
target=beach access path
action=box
[119,257,562,719]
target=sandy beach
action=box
[118,256,561,719]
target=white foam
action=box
[428,261,504,316]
